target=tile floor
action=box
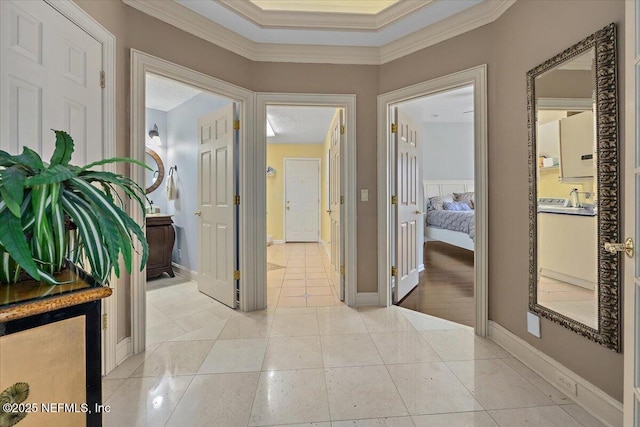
[537,275,597,329]
[101,249,605,426]
[266,243,343,308]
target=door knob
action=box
[326,210,332,214]
[194,211,202,216]
[604,237,634,258]
[415,210,424,215]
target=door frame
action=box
[283,157,321,243]
[377,65,488,336]
[32,0,117,375]
[130,50,255,354]
[256,93,357,307]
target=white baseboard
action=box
[116,337,132,366]
[540,268,594,290]
[172,262,198,281]
[273,240,285,245]
[488,321,622,427]
[355,292,379,307]
[418,263,425,272]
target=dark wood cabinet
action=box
[146,215,176,278]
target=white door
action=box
[0,0,102,164]
[285,158,320,242]
[624,2,639,424]
[197,104,237,308]
[395,108,420,301]
[329,111,344,299]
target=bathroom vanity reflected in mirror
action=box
[528,23,621,351]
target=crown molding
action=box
[122,0,515,65]
[380,0,517,63]
[216,0,432,31]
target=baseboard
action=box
[273,240,285,245]
[355,292,379,307]
[488,321,622,427]
[172,262,198,281]
[540,268,594,290]
[116,337,132,366]
[418,263,425,272]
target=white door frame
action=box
[283,157,321,243]
[256,93,357,308]
[34,0,117,374]
[377,65,488,337]
[624,2,637,424]
[130,50,255,354]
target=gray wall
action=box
[166,93,231,271]
[145,108,168,214]
[421,122,474,180]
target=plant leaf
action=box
[0,209,40,281]
[14,147,44,172]
[0,166,26,207]
[25,164,75,187]
[0,184,21,217]
[49,130,74,166]
[78,157,151,172]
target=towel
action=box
[166,174,177,200]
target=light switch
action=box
[361,189,369,202]
[527,312,541,337]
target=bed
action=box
[423,180,475,251]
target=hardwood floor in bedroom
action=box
[398,241,475,327]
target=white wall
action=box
[165,93,231,271]
[420,122,474,180]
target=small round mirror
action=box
[145,147,164,194]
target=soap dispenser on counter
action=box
[570,188,581,208]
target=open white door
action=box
[624,2,639,424]
[197,103,237,308]
[394,107,420,301]
[284,158,320,242]
[329,111,344,299]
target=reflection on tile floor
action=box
[267,243,343,308]
[102,269,605,426]
[537,276,597,329]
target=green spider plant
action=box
[0,130,149,285]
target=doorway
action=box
[377,65,488,336]
[391,86,476,327]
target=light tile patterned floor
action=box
[267,243,343,308]
[537,276,597,329]
[102,257,605,426]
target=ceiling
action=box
[123,0,515,64]
[400,85,474,123]
[267,106,338,144]
[146,74,202,111]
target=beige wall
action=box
[75,0,626,400]
[266,144,325,241]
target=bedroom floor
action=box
[398,241,475,327]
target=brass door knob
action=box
[326,210,332,214]
[604,237,634,258]
[194,211,202,216]
[415,210,424,215]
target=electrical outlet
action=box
[555,372,577,395]
[178,249,182,260]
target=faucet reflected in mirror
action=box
[528,23,621,351]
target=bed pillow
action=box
[453,192,475,209]
[428,194,454,210]
[443,201,472,211]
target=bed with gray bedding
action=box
[426,210,475,241]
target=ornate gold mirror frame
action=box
[145,147,164,194]
[527,23,620,351]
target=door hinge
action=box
[102,313,108,330]
[391,123,398,133]
[100,71,105,89]
[234,195,240,205]
[391,266,398,277]
[233,120,240,130]
[340,125,345,135]
[234,270,240,280]
[391,195,398,205]
[340,265,345,275]
[340,195,344,204]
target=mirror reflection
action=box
[535,49,598,329]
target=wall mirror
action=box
[527,23,620,351]
[145,147,164,194]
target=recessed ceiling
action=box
[250,0,399,14]
[267,106,338,144]
[400,85,474,123]
[146,74,201,111]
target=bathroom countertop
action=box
[537,207,597,216]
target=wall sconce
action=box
[148,124,161,146]
[266,166,276,176]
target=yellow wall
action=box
[266,144,325,241]
[320,111,340,246]
[538,168,595,201]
